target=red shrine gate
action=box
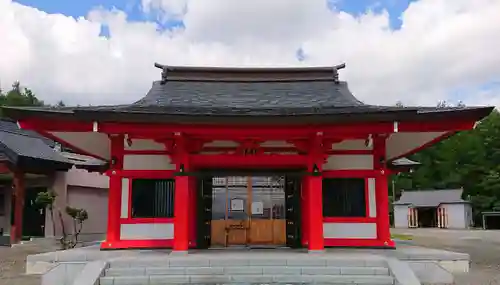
[17,120,479,251]
[103,128,397,251]
[3,64,493,251]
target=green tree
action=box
[395,107,500,225]
[0,81,44,108]
[0,81,66,114]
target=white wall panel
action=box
[386,132,444,160]
[120,178,129,219]
[125,139,164,150]
[323,223,377,239]
[368,178,377,218]
[394,205,410,228]
[120,223,174,240]
[331,139,372,150]
[50,132,110,160]
[323,155,373,170]
[123,155,175,170]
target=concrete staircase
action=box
[98,254,396,284]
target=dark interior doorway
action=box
[483,214,500,230]
[23,187,47,238]
[417,207,437,228]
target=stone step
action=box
[105,266,391,276]
[99,274,395,285]
[108,257,388,268]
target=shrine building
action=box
[2,63,493,252]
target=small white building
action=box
[393,189,473,229]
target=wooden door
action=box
[248,176,286,245]
[210,175,287,247]
[225,176,248,246]
[210,176,248,247]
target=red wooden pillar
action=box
[103,135,124,249]
[306,175,323,251]
[373,135,394,247]
[174,134,190,252]
[306,133,324,252]
[11,170,25,244]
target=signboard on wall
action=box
[251,201,263,215]
[230,198,244,211]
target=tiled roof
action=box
[0,120,72,169]
[68,65,491,118]
[394,189,467,207]
[391,157,421,167]
[1,64,494,124]
[0,120,54,146]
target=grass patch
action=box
[391,233,413,240]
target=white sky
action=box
[0,0,499,107]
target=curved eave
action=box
[387,164,420,173]
[1,106,493,126]
[387,157,421,173]
[13,157,73,174]
[74,163,109,173]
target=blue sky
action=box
[16,0,416,30]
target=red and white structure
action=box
[3,64,492,252]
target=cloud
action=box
[0,0,499,106]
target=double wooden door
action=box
[211,176,286,247]
[197,174,302,249]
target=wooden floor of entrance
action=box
[210,176,287,247]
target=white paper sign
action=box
[231,199,244,211]
[251,201,263,215]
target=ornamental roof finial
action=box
[154,62,169,84]
[332,63,346,84]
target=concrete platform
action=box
[28,244,467,285]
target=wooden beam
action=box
[20,118,478,136]
[189,154,309,168]
[121,147,373,155]
[0,163,11,174]
[11,170,25,245]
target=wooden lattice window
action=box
[131,179,175,218]
[322,178,366,217]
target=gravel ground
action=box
[2,230,500,285]
[0,244,49,285]
[393,228,500,285]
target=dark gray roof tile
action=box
[1,65,494,123]
[394,189,467,207]
[93,80,366,113]
[0,119,55,147]
[0,131,70,164]
[391,157,421,166]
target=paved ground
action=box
[0,244,48,285]
[2,230,500,284]
[393,228,500,285]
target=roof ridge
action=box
[154,63,346,72]
[154,63,347,84]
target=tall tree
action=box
[0,81,45,111]
[394,107,500,225]
[0,81,66,115]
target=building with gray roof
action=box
[393,189,473,229]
